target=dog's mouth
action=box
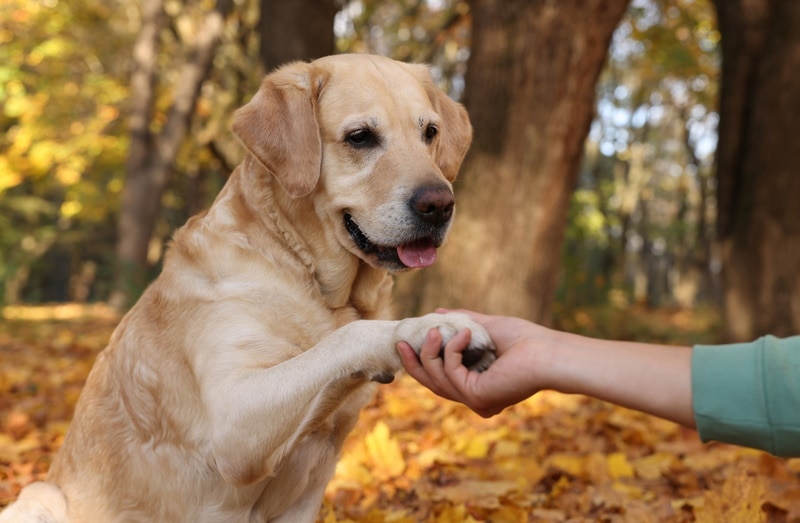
[344,213,439,269]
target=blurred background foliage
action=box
[0,0,724,325]
[1,0,131,302]
[563,0,720,310]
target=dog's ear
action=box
[232,62,328,198]
[411,65,473,181]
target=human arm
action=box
[397,309,695,427]
[399,310,800,457]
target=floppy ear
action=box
[411,65,473,181]
[232,62,327,198]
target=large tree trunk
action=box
[111,0,232,309]
[259,0,336,71]
[714,0,800,341]
[397,0,630,324]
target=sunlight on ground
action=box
[1,303,120,322]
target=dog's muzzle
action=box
[344,184,455,270]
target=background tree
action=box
[713,0,800,341]
[7,0,799,346]
[396,0,631,324]
[111,0,337,308]
[260,0,336,71]
[111,0,234,308]
[335,0,471,98]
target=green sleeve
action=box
[692,335,800,457]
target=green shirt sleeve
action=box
[692,335,800,457]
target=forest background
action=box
[2,0,799,341]
[2,0,800,520]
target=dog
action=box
[0,54,495,522]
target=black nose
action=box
[410,185,455,225]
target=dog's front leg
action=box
[203,319,397,486]
[203,313,494,487]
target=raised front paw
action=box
[395,312,497,372]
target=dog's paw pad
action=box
[462,347,496,372]
[351,369,396,384]
[371,371,395,384]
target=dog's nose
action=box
[410,185,455,225]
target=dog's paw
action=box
[396,312,497,372]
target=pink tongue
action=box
[397,243,438,268]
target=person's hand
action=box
[399,308,696,428]
[397,309,556,417]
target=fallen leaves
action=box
[2,304,800,521]
[364,421,407,480]
[321,377,800,522]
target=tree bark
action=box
[714,0,800,340]
[397,0,630,324]
[259,0,336,71]
[111,0,233,309]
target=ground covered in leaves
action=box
[1,304,799,522]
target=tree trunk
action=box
[111,0,232,309]
[396,0,630,324]
[259,0,336,71]
[714,0,800,341]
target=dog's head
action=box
[233,54,472,272]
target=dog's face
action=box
[233,54,472,272]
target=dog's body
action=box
[0,54,493,522]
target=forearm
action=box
[546,331,695,428]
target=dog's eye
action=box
[345,129,379,149]
[424,125,438,144]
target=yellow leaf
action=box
[416,446,459,468]
[0,157,22,192]
[60,199,83,219]
[696,467,769,523]
[546,453,585,477]
[460,435,489,459]
[56,165,81,185]
[28,140,58,173]
[607,451,635,479]
[433,504,481,523]
[492,437,519,459]
[612,480,644,499]
[433,479,518,508]
[364,421,405,480]
[329,451,372,490]
[633,452,676,480]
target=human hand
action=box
[397,309,556,417]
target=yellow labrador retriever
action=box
[0,54,494,523]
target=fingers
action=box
[441,328,469,373]
[397,327,472,402]
[397,329,441,393]
[397,340,422,373]
[418,327,444,364]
